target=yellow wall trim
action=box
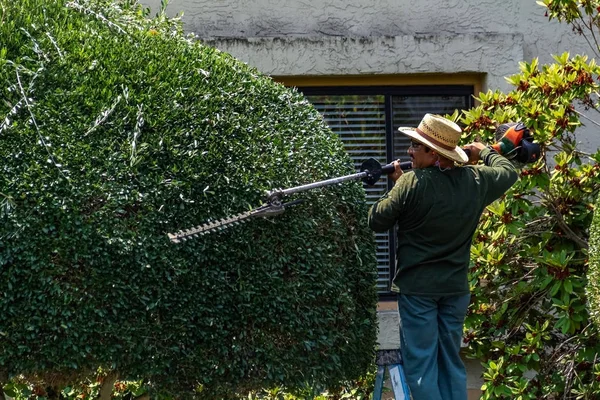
[273,73,483,101]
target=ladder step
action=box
[389,364,410,400]
[372,350,410,400]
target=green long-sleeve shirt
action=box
[368,148,518,296]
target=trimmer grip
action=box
[380,163,396,174]
[381,160,413,174]
[399,161,413,170]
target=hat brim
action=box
[398,127,469,164]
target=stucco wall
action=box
[140,0,598,150]
[200,34,523,91]
[142,0,587,89]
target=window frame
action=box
[298,85,476,298]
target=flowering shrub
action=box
[460,1,600,395]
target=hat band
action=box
[416,128,456,151]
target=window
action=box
[299,86,475,295]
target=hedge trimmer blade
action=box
[167,208,260,243]
[167,199,304,243]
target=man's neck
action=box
[438,160,454,169]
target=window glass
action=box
[307,94,391,291]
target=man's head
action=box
[407,139,436,169]
[398,114,468,168]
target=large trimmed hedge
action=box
[0,0,378,397]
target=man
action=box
[368,114,518,400]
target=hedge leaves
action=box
[0,0,378,397]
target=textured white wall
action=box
[141,0,589,90]
[140,0,598,147]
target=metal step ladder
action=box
[373,306,411,400]
[372,349,410,400]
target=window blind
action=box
[306,94,392,292]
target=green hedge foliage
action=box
[589,193,600,327]
[0,0,378,397]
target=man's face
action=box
[408,140,435,169]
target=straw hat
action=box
[398,114,468,164]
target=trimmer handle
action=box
[381,160,413,174]
[493,122,540,164]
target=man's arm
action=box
[368,192,399,233]
[464,142,519,204]
[368,175,412,233]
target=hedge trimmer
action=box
[166,157,399,243]
[167,122,539,243]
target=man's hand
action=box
[463,142,487,165]
[389,160,404,183]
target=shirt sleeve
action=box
[477,147,519,206]
[368,173,415,233]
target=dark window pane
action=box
[307,94,392,291]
